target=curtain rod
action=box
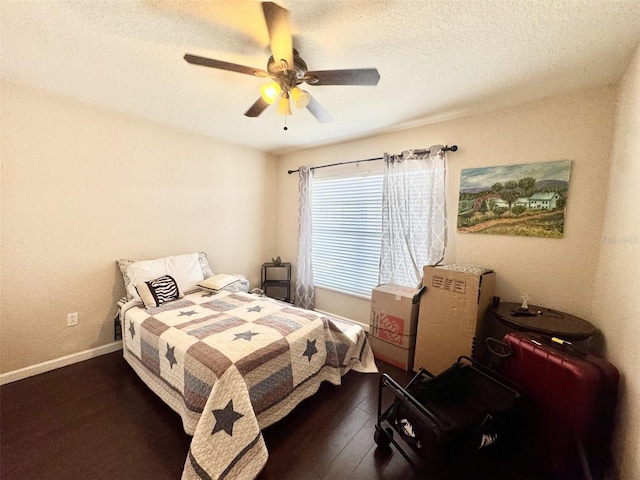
[287,145,458,174]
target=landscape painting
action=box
[457,160,572,238]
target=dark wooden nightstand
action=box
[261,262,291,302]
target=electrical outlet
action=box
[67,312,79,326]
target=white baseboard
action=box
[0,341,123,385]
[314,308,369,332]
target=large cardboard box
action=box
[368,335,414,371]
[414,265,495,375]
[369,283,423,370]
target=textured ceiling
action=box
[2,0,640,155]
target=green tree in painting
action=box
[557,194,566,209]
[501,180,519,209]
[491,182,504,194]
[518,177,536,196]
[512,205,526,216]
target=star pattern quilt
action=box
[120,289,377,479]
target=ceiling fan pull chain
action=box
[284,114,288,131]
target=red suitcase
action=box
[498,332,619,480]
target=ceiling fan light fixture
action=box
[184,2,380,124]
[277,92,292,116]
[260,82,281,104]
[291,87,311,109]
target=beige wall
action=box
[0,81,278,373]
[278,86,616,324]
[593,45,640,480]
[2,59,637,478]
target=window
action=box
[311,171,383,298]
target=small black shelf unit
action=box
[261,262,291,303]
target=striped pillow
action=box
[135,275,183,308]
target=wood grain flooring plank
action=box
[320,411,386,480]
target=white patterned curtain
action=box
[293,166,315,309]
[379,147,447,287]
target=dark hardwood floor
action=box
[1,351,545,480]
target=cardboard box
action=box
[414,265,495,375]
[368,335,414,371]
[369,283,424,371]
[370,283,422,348]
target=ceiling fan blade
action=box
[262,2,293,68]
[184,54,267,77]
[245,97,270,117]
[306,95,332,123]
[305,68,381,86]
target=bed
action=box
[117,253,377,480]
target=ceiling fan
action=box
[184,1,380,124]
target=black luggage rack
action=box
[375,356,522,478]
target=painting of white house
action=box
[457,160,572,238]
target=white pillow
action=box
[198,274,241,291]
[123,253,207,303]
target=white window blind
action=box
[311,172,383,298]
